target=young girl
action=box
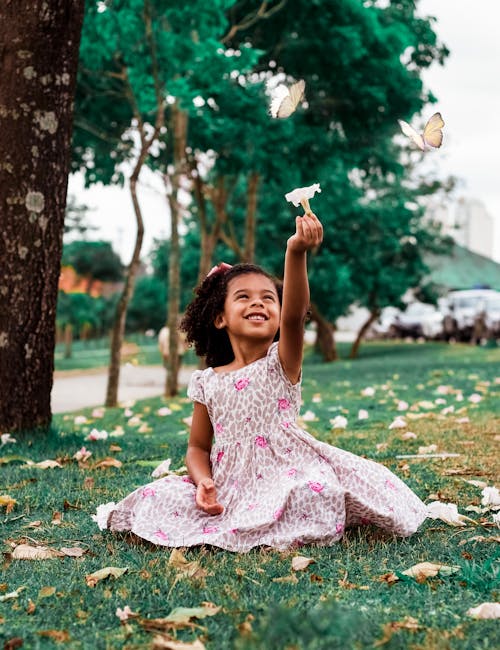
[95,212,427,551]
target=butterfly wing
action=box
[398,119,425,151]
[276,79,305,118]
[276,96,295,119]
[422,112,444,149]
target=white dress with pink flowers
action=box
[103,342,427,551]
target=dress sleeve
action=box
[187,370,206,404]
[266,341,302,389]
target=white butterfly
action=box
[398,112,445,151]
[269,79,305,119]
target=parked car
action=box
[439,289,500,341]
[484,293,500,338]
[369,306,402,339]
[389,302,444,340]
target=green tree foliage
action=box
[56,291,117,338]
[184,0,451,357]
[62,240,124,293]
[126,275,167,332]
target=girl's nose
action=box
[251,297,264,307]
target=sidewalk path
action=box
[51,364,195,414]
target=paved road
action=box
[51,364,195,414]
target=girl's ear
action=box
[214,313,226,329]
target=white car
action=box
[484,294,500,337]
[391,302,444,340]
[440,289,500,340]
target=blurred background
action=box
[55,0,500,395]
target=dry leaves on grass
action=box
[85,566,128,587]
[93,457,123,470]
[466,602,500,619]
[374,617,420,647]
[10,543,86,560]
[272,573,299,584]
[12,544,64,560]
[141,602,220,633]
[168,549,208,581]
[152,637,206,650]
[25,459,63,469]
[291,555,315,571]
[0,586,25,602]
[0,494,16,513]
[38,630,70,642]
[402,562,460,581]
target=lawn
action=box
[1,342,499,649]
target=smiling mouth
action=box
[246,313,268,321]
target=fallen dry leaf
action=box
[291,555,315,571]
[51,511,62,525]
[374,616,420,646]
[0,494,16,513]
[60,547,86,557]
[378,572,399,585]
[27,459,62,469]
[26,599,36,614]
[0,586,26,602]
[85,566,128,587]
[38,586,56,598]
[141,603,220,632]
[26,520,42,528]
[38,630,70,642]
[168,549,207,581]
[93,457,123,470]
[466,602,500,619]
[402,562,460,581]
[152,637,206,650]
[12,544,64,560]
[272,574,299,584]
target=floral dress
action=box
[101,342,427,551]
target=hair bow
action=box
[206,262,233,278]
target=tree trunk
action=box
[243,171,259,263]
[165,105,187,397]
[309,303,337,362]
[0,1,85,431]
[349,309,380,359]
[105,172,145,407]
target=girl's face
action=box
[215,273,280,341]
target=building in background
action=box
[427,198,497,261]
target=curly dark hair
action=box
[180,263,282,368]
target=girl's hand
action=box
[287,212,323,254]
[196,477,224,515]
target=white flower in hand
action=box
[285,183,321,215]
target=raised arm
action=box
[278,212,323,383]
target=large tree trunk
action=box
[309,303,337,362]
[0,1,85,431]
[165,105,187,397]
[349,309,380,359]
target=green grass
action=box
[54,334,198,372]
[2,342,499,649]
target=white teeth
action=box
[247,315,265,321]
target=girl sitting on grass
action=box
[94,212,427,551]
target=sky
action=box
[69,0,500,263]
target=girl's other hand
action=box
[196,477,224,515]
[287,212,323,253]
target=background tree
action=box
[126,276,167,333]
[74,0,259,403]
[0,0,85,432]
[62,240,124,294]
